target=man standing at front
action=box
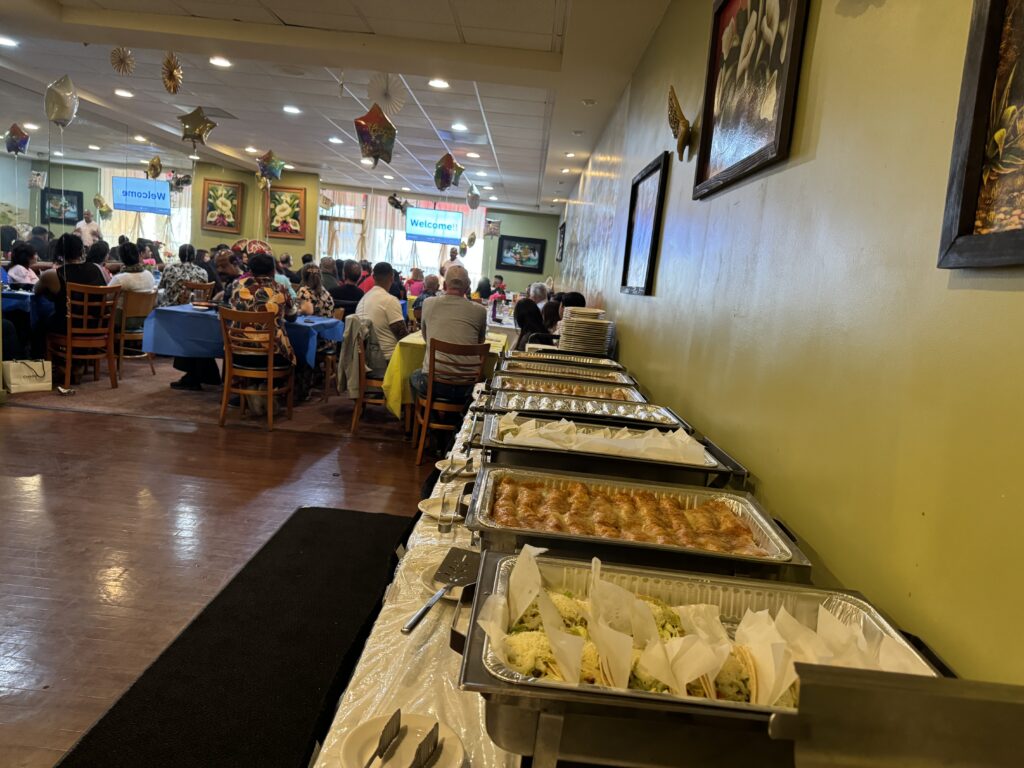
[355,261,408,376]
[74,210,102,249]
[413,265,486,402]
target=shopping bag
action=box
[2,359,52,393]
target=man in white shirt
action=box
[355,261,408,374]
[529,281,548,311]
[439,246,463,276]
[74,210,102,249]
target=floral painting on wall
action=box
[693,0,809,199]
[201,179,243,235]
[268,186,305,240]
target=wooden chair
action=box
[217,307,294,431]
[412,339,488,465]
[321,308,346,403]
[349,333,387,435]
[115,290,157,378]
[182,280,215,302]
[46,283,122,389]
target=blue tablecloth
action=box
[2,291,54,327]
[142,305,343,368]
[400,299,408,320]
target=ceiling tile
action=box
[362,19,460,43]
[450,0,557,35]
[462,27,552,52]
[174,2,281,23]
[351,0,455,25]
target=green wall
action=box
[482,209,561,294]
[28,161,101,237]
[0,155,30,228]
[561,0,1021,684]
[190,161,319,256]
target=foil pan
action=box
[490,374,646,403]
[482,390,684,429]
[504,350,625,371]
[466,466,802,568]
[496,359,635,385]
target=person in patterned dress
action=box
[295,264,334,318]
[159,244,210,306]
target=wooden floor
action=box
[0,406,431,767]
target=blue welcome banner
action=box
[405,208,463,245]
[112,176,171,215]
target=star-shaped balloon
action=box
[44,75,79,128]
[146,155,163,179]
[4,123,29,155]
[257,150,285,182]
[354,103,396,168]
[434,152,465,191]
[179,107,217,149]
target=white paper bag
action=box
[2,359,52,393]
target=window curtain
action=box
[317,188,366,261]
[99,167,191,255]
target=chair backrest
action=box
[182,280,215,301]
[121,290,157,323]
[66,282,121,337]
[426,339,489,388]
[333,307,346,321]
[218,307,276,369]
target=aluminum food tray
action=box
[478,390,687,430]
[496,359,635,385]
[459,552,937,767]
[466,466,810,581]
[489,374,646,403]
[504,349,625,371]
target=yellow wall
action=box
[190,162,318,257]
[561,0,1023,683]
[482,209,563,294]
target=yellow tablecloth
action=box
[382,331,508,418]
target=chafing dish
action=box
[473,389,687,431]
[459,552,938,767]
[465,466,810,581]
[489,374,646,403]
[504,350,626,371]
[496,359,636,385]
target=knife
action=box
[362,709,401,768]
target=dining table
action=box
[1,289,55,327]
[142,304,344,368]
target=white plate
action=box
[417,494,472,520]
[339,713,465,768]
[190,304,212,311]
[434,457,477,476]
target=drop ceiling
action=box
[0,0,669,211]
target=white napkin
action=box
[587,559,635,689]
[508,544,547,626]
[476,594,510,665]
[736,610,798,706]
[536,589,585,684]
[774,606,832,665]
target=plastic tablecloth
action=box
[381,331,509,418]
[141,305,343,368]
[1,291,55,327]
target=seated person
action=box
[412,274,440,323]
[108,243,155,332]
[329,259,365,317]
[541,298,561,333]
[412,265,487,402]
[215,247,242,288]
[35,234,106,337]
[475,277,492,301]
[528,281,549,310]
[319,257,340,291]
[296,263,335,318]
[158,244,209,306]
[512,297,551,351]
[556,291,587,332]
[7,241,39,286]
[355,261,408,375]
[404,267,424,298]
[86,241,112,283]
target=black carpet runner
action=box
[58,506,412,768]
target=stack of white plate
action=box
[563,306,606,321]
[559,313,615,355]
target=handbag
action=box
[2,359,52,393]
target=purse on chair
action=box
[2,359,53,393]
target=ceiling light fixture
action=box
[328,136,344,144]
[451,122,468,132]
[88,144,101,151]
[560,168,571,174]
[360,157,374,166]
[428,78,450,89]
[488,195,498,201]
[0,37,18,48]
[283,105,302,114]
[383,174,394,180]
[466,151,480,159]
[189,153,200,161]
[483,185,493,191]
[283,163,295,170]
[24,122,39,131]
[572,129,585,137]
[401,186,411,191]
[565,152,576,158]
[553,198,561,203]
[133,134,147,142]
[115,88,134,98]
[52,150,64,157]
[209,56,232,68]
[139,159,149,164]
[245,146,259,154]
[581,98,597,107]
[476,171,487,177]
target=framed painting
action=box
[622,152,670,296]
[40,187,83,225]
[268,186,306,240]
[496,235,545,273]
[939,0,1024,268]
[201,179,243,235]
[693,0,810,200]
[556,221,566,262]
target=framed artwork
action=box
[40,187,83,225]
[201,179,243,235]
[496,235,545,273]
[268,186,306,240]
[622,152,670,296]
[556,221,566,262]
[693,0,809,200]
[940,0,1024,268]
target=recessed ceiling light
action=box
[88,144,101,151]
[552,198,561,203]
[134,134,147,142]
[466,152,480,159]
[209,56,232,68]
[561,168,571,174]
[283,105,302,114]
[0,37,18,48]
[383,174,394,180]
[115,88,134,98]
[139,159,149,164]
[360,157,374,166]
[565,152,576,158]
[328,136,344,144]
[188,153,200,161]
[24,122,39,131]
[451,122,468,132]
[428,78,450,89]
[401,187,411,192]
[581,98,597,107]
[245,146,259,154]
[483,185,493,191]
[488,195,498,201]
[572,129,585,137]
[52,150,64,157]
[283,163,295,170]
[475,171,487,177]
